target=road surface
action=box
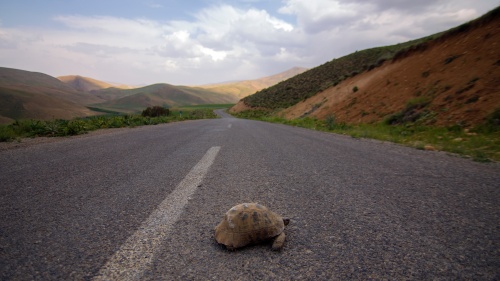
[1,110,499,280]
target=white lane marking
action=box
[228,123,232,129]
[93,146,221,281]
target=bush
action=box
[323,114,350,130]
[473,108,500,133]
[0,108,219,142]
[142,106,170,117]
[385,97,432,125]
[0,125,16,142]
[325,115,336,130]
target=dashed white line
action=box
[93,146,221,281]
[228,123,232,128]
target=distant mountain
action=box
[199,67,308,99]
[91,83,238,113]
[58,75,112,92]
[0,67,104,124]
[58,75,134,92]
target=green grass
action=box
[174,104,235,110]
[87,107,123,115]
[0,108,218,142]
[231,110,500,162]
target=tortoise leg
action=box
[271,232,286,251]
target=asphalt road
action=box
[1,110,499,280]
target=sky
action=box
[0,1,498,86]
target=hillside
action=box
[238,38,438,110]
[0,67,104,124]
[199,67,308,99]
[232,7,500,128]
[0,68,240,122]
[58,75,130,92]
[91,83,238,113]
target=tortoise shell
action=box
[214,203,288,250]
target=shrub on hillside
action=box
[325,115,336,130]
[473,108,500,133]
[0,125,16,142]
[141,106,170,117]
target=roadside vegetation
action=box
[231,110,500,162]
[0,106,222,142]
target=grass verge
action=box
[0,108,218,142]
[231,111,499,162]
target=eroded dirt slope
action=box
[281,14,500,127]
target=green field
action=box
[175,104,235,110]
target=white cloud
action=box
[150,4,299,82]
[0,1,497,85]
[276,0,496,64]
[54,15,162,37]
[197,45,227,61]
[279,0,368,33]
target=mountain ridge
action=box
[91,83,238,113]
[198,67,308,99]
[58,75,133,92]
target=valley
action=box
[0,7,498,161]
[0,66,304,124]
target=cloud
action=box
[53,15,164,45]
[0,1,497,85]
[153,5,300,80]
[278,0,487,37]
[279,0,369,33]
[276,0,494,63]
[191,5,294,47]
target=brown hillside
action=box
[58,75,134,92]
[280,11,500,127]
[200,67,307,99]
[0,68,105,124]
[0,87,100,123]
[58,75,115,92]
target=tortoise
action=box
[214,203,290,251]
